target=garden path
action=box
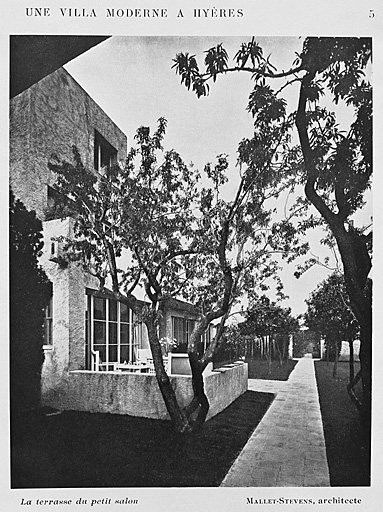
[220,356,330,487]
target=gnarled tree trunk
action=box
[296,71,372,423]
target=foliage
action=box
[243,295,299,337]
[173,37,371,228]
[304,272,359,357]
[173,36,372,417]
[49,118,305,432]
[10,190,51,413]
[292,330,321,359]
[220,296,298,364]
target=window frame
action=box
[94,130,117,174]
[171,316,196,346]
[43,296,53,347]
[87,294,139,371]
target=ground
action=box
[11,358,368,487]
[314,360,370,486]
[246,358,297,380]
[11,390,273,488]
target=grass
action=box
[14,358,366,488]
[11,390,274,488]
[314,360,371,486]
[246,358,297,380]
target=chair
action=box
[135,348,169,374]
[145,355,168,374]
[136,348,152,363]
[92,350,106,371]
[146,357,155,374]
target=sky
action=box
[64,36,371,318]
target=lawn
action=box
[14,358,367,488]
[314,360,371,486]
[11,390,274,488]
[246,358,297,380]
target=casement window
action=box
[86,294,140,371]
[44,296,53,346]
[172,316,213,355]
[202,326,212,351]
[94,130,117,174]
[171,317,195,346]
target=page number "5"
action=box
[369,9,375,18]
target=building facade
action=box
[10,67,135,401]
[10,67,204,403]
[10,63,245,419]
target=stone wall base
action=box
[41,362,248,421]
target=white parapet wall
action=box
[42,362,248,421]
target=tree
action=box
[292,330,321,359]
[173,37,372,421]
[240,295,298,367]
[10,190,51,414]
[305,272,360,394]
[49,118,303,433]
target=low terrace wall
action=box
[42,362,248,421]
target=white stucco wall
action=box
[40,217,99,400]
[41,362,248,421]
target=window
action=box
[94,130,117,174]
[86,294,140,371]
[172,316,212,355]
[44,296,53,346]
[172,317,195,348]
[202,326,212,350]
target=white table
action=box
[114,363,150,373]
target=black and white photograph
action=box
[4,2,383,511]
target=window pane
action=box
[94,321,106,344]
[45,319,52,345]
[93,345,106,362]
[187,320,195,340]
[109,344,117,363]
[109,300,117,321]
[109,322,117,344]
[120,303,130,323]
[120,323,130,344]
[120,345,129,363]
[46,298,52,317]
[93,297,106,320]
[173,317,186,344]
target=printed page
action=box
[2,1,382,511]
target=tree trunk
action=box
[145,315,192,434]
[187,352,210,430]
[349,339,355,383]
[296,70,372,420]
[268,335,272,374]
[332,339,339,379]
[337,233,371,424]
[183,315,225,428]
[358,315,372,427]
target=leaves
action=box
[304,272,359,343]
[243,294,299,337]
[234,38,263,68]
[247,84,287,122]
[172,52,199,89]
[204,44,228,81]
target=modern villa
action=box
[10,39,248,420]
